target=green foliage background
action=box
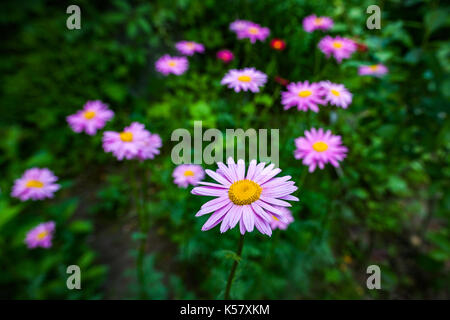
[0,0,448,299]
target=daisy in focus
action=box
[358,64,388,77]
[25,221,55,249]
[217,49,234,63]
[303,14,334,33]
[281,81,326,112]
[318,36,357,63]
[102,122,161,161]
[66,100,114,135]
[175,41,205,56]
[192,158,299,236]
[11,168,61,201]
[155,55,188,76]
[270,207,294,230]
[236,22,270,43]
[294,128,348,172]
[320,81,353,109]
[173,164,205,188]
[221,68,267,93]
[270,38,286,51]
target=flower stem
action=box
[224,234,245,300]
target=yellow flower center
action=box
[248,27,259,35]
[369,64,378,70]
[312,141,328,152]
[119,131,133,142]
[272,215,279,221]
[83,111,96,119]
[184,170,194,177]
[238,75,252,82]
[36,231,48,240]
[228,179,262,205]
[26,180,44,188]
[168,61,177,67]
[331,89,340,96]
[332,41,343,49]
[298,90,312,98]
[186,42,195,48]
[314,18,323,25]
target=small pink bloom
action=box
[358,64,388,77]
[192,158,299,236]
[155,54,188,76]
[102,122,162,161]
[217,49,234,63]
[25,221,55,249]
[237,23,270,43]
[229,20,252,33]
[66,100,114,135]
[175,41,205,56]
[173,164,205,188]
[221,68,267,93]
[270,207,294,230]
[318,36,357,63]
[281,81,326,112]
[294,128,348,172]
[320,81,352,109]
[303,15,334,33]
[11,168,60,201]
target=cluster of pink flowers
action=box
[281,80,352,112]
[102,122,162,161]
[318,36,357,63]
[221,67,267,93]
[294,128,348,172]
[303,14,334,32]
[229,20,270,43]
[67,100,114,135]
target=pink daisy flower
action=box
[175,41,205,56]
[303,15,334,33]
[229,20,252,33]
[318,36,357,63]
[294,128,348,172]
[358,64,388,77]
[320,81,353,109]
[217,49,234,63]
[66,100,114,135]
[25,221,55,249]
[281,81,326,112]
[237,23,270,43]
[221,68,267,93]
[102,122,161,161]
[11,168,60,201]
[155,54,188,76]
[192,158,299,236]
[173,164,205,188]
[270,207,294,230]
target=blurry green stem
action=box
[298,167,308,188]
[224,234,245,300]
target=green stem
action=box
[224,234,245,300]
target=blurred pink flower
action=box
[318,36,357,63]
[102,122,161,161]
[155,54,188,75]
[303,15,334,32]
[66,100,114,135]
[173,164,205,188]
[217,49,234,63]
[11,168,60,201]
[229,20,252,33]
[320,80,353,109]
[25,221,55,249]
[175,41,205,56]
[281,81,326,112]
[358,64,388,77]
[192,158,299,236]
[221,67,267,93]
[236,22,270,43]
[294,128,348,172]
[270,207,294,230]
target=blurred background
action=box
[0,0,449,299]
